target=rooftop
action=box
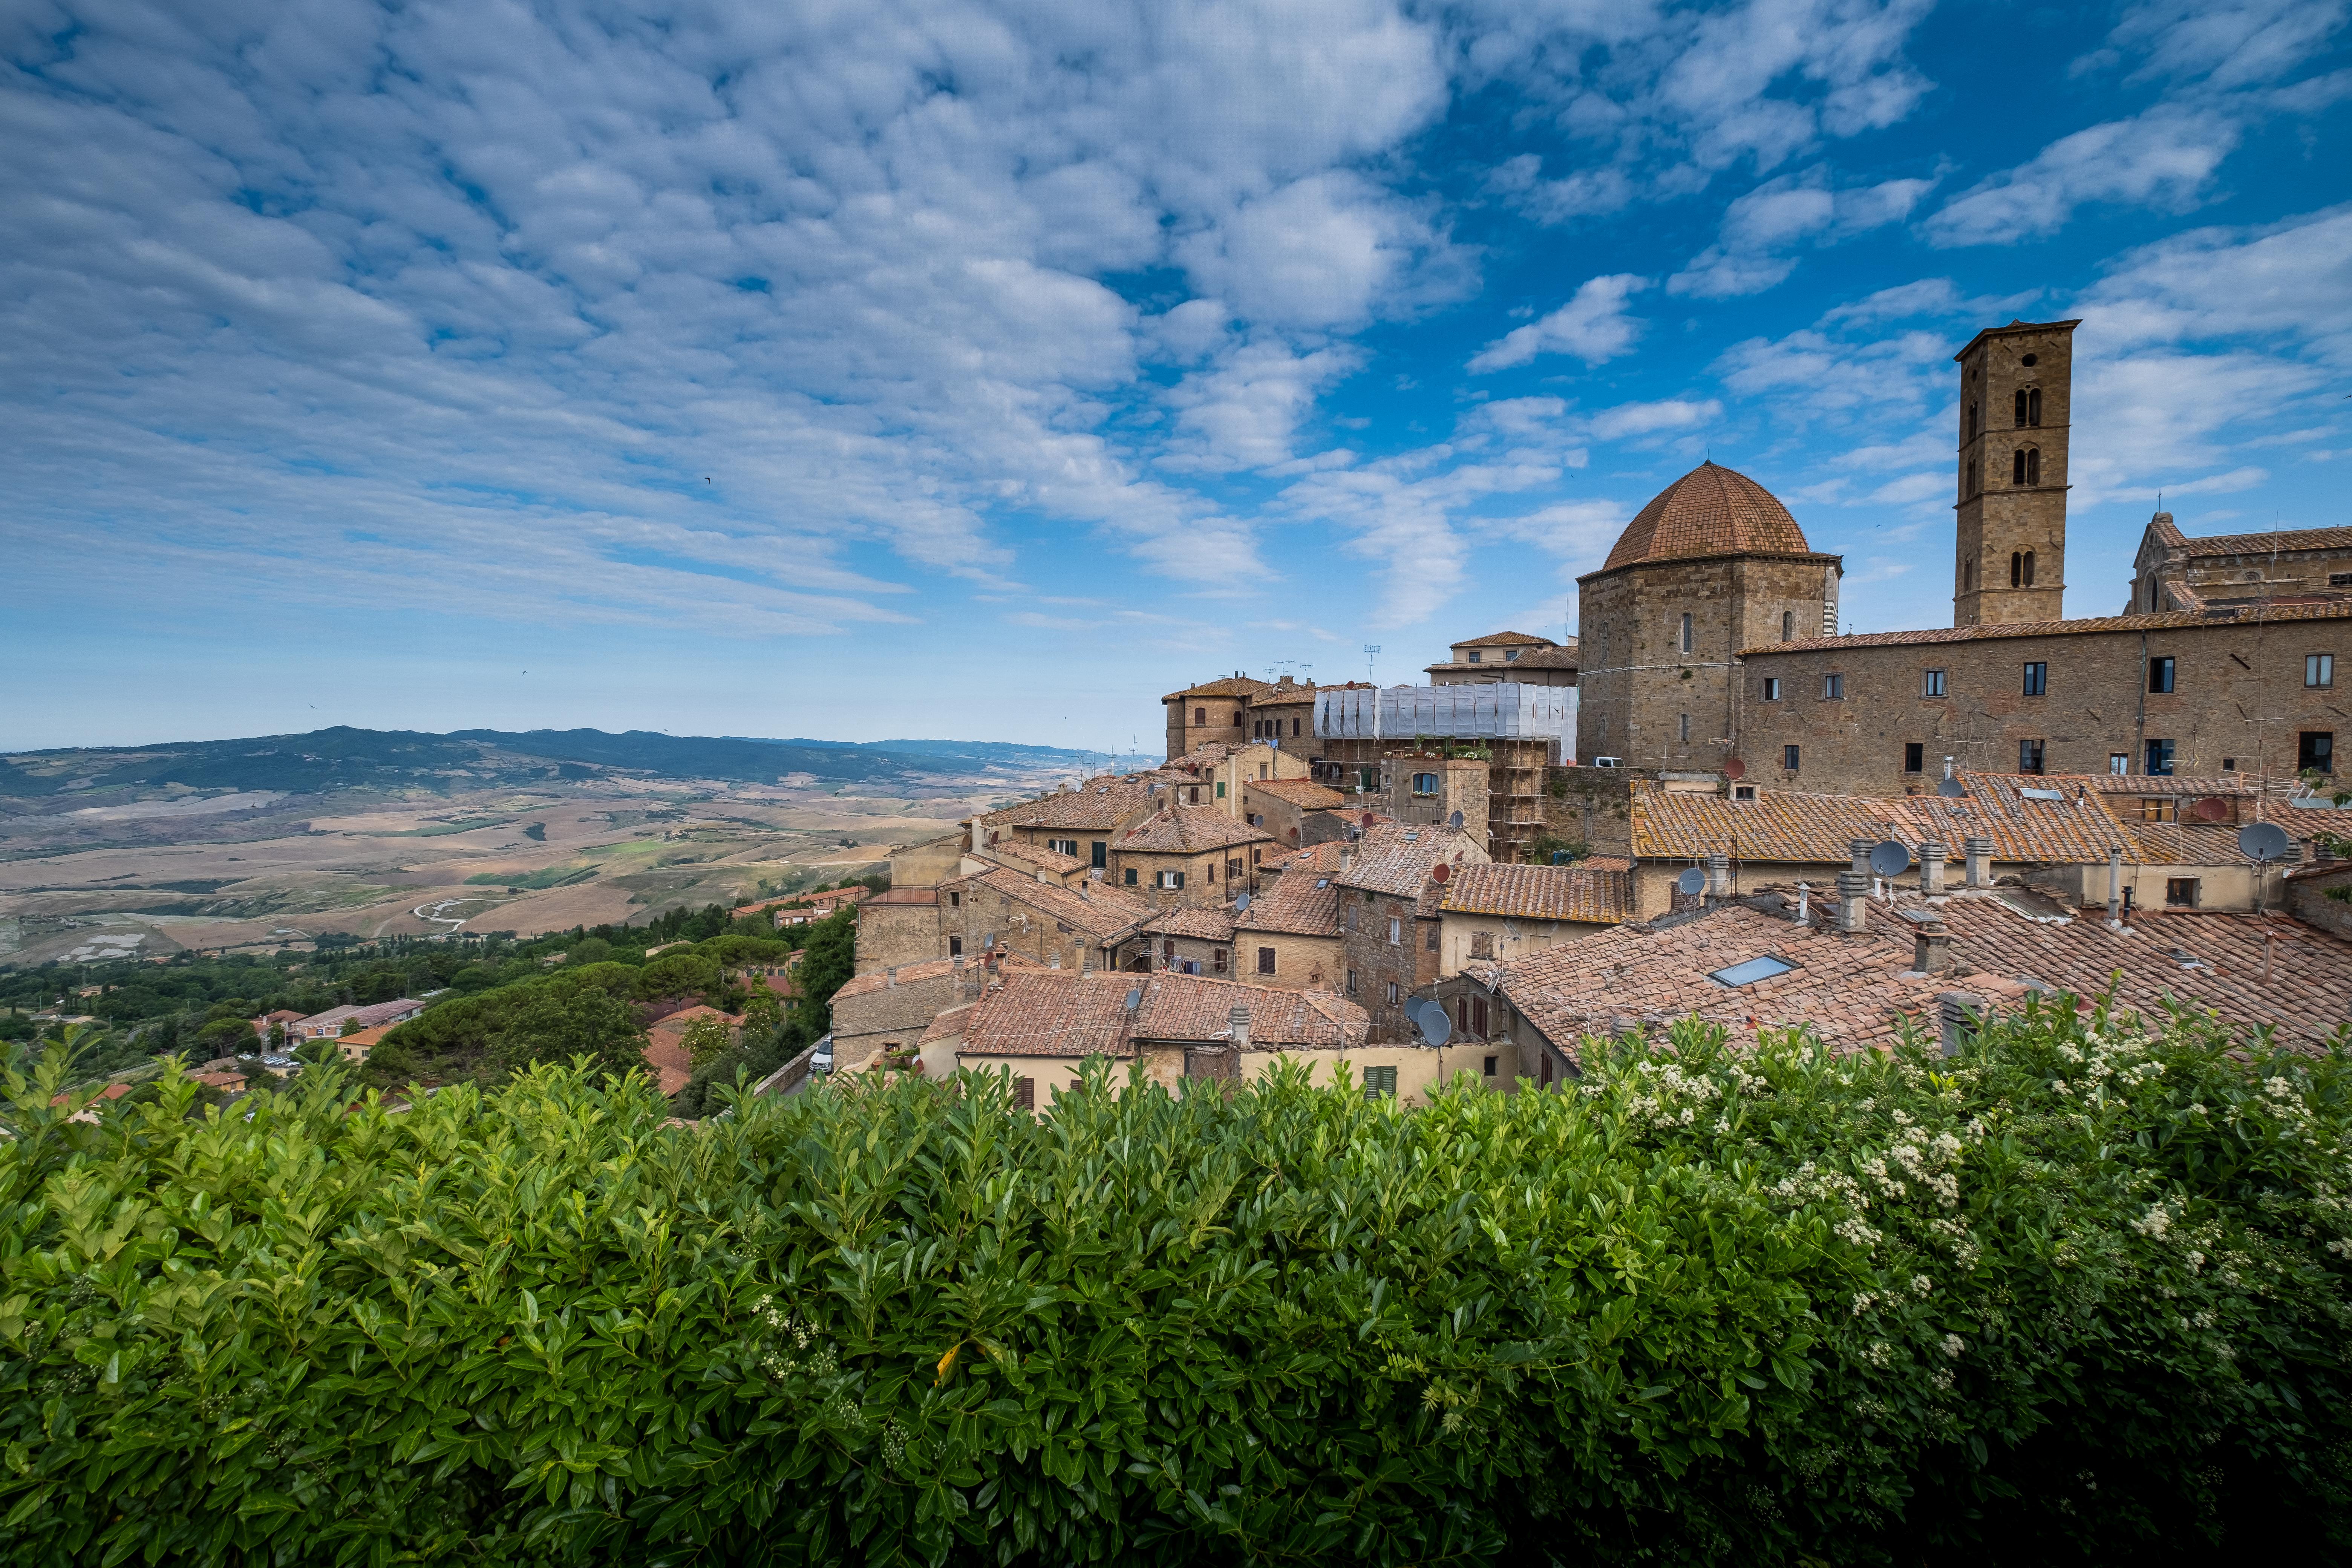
[1117,805,1275,854]
[1164,675,1274,701]
[1439,863,1635,924]
[833,951,1044,1002]
[1143,903,1240,941]
[983,778,1158,833]
[1747,598,2352,656]
[944,865,1155,940]
[1452,630,1559,649]
[1334,822,1486,898]
[1596,462,1816,574]
[1245,777,1348,809]
[1236,842,1346,937]
[950,969,1370,1057]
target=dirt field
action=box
[0,770,1047,965]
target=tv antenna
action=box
[1364,644,1381,684]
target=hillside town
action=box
[807,318,2352,1107]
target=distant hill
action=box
[0,726,1076,802]
[750,737,1153,770]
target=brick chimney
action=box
[1228,1002,1251,1051]
[1919,839,1947,896]
[1936,991,1980,1057]
[1705,851,1730,899]
[1912,919,1952,974]
[1964,836,1992,888]
[1836,869,1871,933]
[2106,846,2125,926]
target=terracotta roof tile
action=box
[1452,630,1559,648]
[1746,599,2352,656]
[1163,677,1274,700]
[1335,822,1487,897]
[1116,806,1274,853]
[2093,775,2254,798]
[833,951,1045,1002]
[1246,778,1347,808]
[1237,843,1345,937]
[941,867,1154,942]
[988,840,1088,873]
[982,780,1157,833]
[1597,462,1816,572]
[1439,863,1635,923]
[949,969,1369,1057]
[2172,524,2352,556]
[1144,904,1239,941]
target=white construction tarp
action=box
[1315,683,1576,743]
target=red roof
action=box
[1598,462,1816,573]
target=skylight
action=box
[1707,955,1795,988]
[2019,787,2063,801]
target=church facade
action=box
[1574,316,2350,793]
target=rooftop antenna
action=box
[1364,644,1381,684]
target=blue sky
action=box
[4,0,2347,755]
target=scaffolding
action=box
[1314,683,1576,745]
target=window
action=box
[949,890,962,908]
[1363,1065,1397,1100]
[1193,706,1205,725]
[1157,870,1184,889]
[2144,739,2174,776]
[2148,656,2175,694]
[1505,648,1521,661]
[2011,551,2022,586]
[1292,717,1302,736]
[1386,916,1401,945]
[948,935,963,956]
[2332,573,2352,587]
[1781,610,1794,641]
[1679,713,1690,742]
[1762,677,1783,701]
[2110,753,2129,775]
[2019,739,2046,774]
[2022,662,2047,696]
[1384,981,1400,1007]
[1162,938,1177,963]
[1411,772,1439,795]
[1123,868,1138,886]
[2011,447,2040,485]
[1965,559,1975,590]
[1472,997,1489,1036]
[1903,743,1924,773]
[2024,548,2037,585]
[1679,613,1694,654]
[1467,650,1482,663]
[1921,669,1946,697]
[1013,1076,1034,1112]
[2166,878,2200,909]
[2139,798,2176,822]
[1359,768,1379,791]
[2302,731,2336,774]
[1823,674,1845,700]
[1091,841,1107,868]
[1346,968,1358,997]
[1048,839,1077,857]
[1212,948,1228,975]
[1967,401,1978,439]
[1482,1055,1497,1077]
[1470,931,1494,959]
[2014,387,2041,427]
[1227,857,1243,879]
[2311,654,2337,689]
[1231,711,1242,727]
[1424,923,1438,951]
[1215,780,1226,798]
[1205,862,1216,882]
[1708,954,1796,987]
[1783,744,1801,772]
[1733,784,1757,801]
[1254,946,1276,975]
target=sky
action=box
[3,0,2348,755]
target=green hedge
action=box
[3,1000,2349,1565]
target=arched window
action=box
[1781,610,1794,641]
[2013,449,2027,485]
[2014,389,2028,427]
[1678,612,1694,654]
[1965,560,1975,590]
[2027,388,2042,427]
[2011,551,2023,588]
[2025,447,2040,484]
[1967,401,1978,439]
[2023,549,2037,587]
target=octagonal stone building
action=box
[1574,462,1844,772]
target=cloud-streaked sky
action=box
[5,0,2347,753]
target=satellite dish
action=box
[1431,862,1450,884]
[1449,810,1464,828]
[1412,1000,1451,1047]
[1234,891,1251,911]
[1676,867,1707,897]
[1124,987,1142,1011]
[1724,758,1746,781]
[1868,840,1913,877]
[1362,812,1376,829]
[2191,796,2230,823]
[2238,822,2291,862]
[1937,777,1968,798]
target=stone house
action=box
[852,887,940,975]
[976,777,1160,875]
[1140,903,1239,977]
[1334,822,1489,1039]
[830,952,1044,1069]
[936,866,1155,971]
[1435,862,1633,974]
[1427,876,2352,1093]
[887,831,967,888]
[1231,841,1346,992]
[923,965,1494,1107]
[1243,776,1347,849]
[1425,630,1579,687]
[1162,674,1273,761]
[2127,513,2352,616]
[1109,807,1275,906]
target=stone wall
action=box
[1229,927,1343,992]
[1533,766,1639,858]
[1735,609,2348,796]
[852,894,943,975]
[2287,862,2352,942]
[1337,885,1439,1041]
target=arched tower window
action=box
[2012,449,2026,485]
[2027,388,2042,427]
[1968,402,1978,439]
[1965,560,1975,590]
[2011,551,2023,588]
[2023,549,2037,587]
[2014,389,2027,427]
[1678,613,1694,654]
[1781,610,1794,641]
[2012,447,2040,486]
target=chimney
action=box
[1964,836,1992,888]
[2106,846,2124,926]
[885,966,897,988]
[1912,919,1952,975]
[1919,839,1947,897]
[1836,868,1870,933]
[1848,838,1873,876]
[1794,880,1811,926]
[1340,845,1355,877]
[1705,851,1730,899]
[1936,991,1980,1058]
[1228,1002,1251,1051]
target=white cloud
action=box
[1160,340,1360,473]
[2073,203,2352,361]
[1584,398,1722,441]
[1669,169,1934,297]
[2069,351,2325,504]
[1818,277,2040,327]
[2108,0,2350,89]
[1921,109,2240,246]
[1468,273,1649,371]
[1174,171,1472,330]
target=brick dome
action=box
[1600,461,1811,571]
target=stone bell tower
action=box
[1953,318,2077,627]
